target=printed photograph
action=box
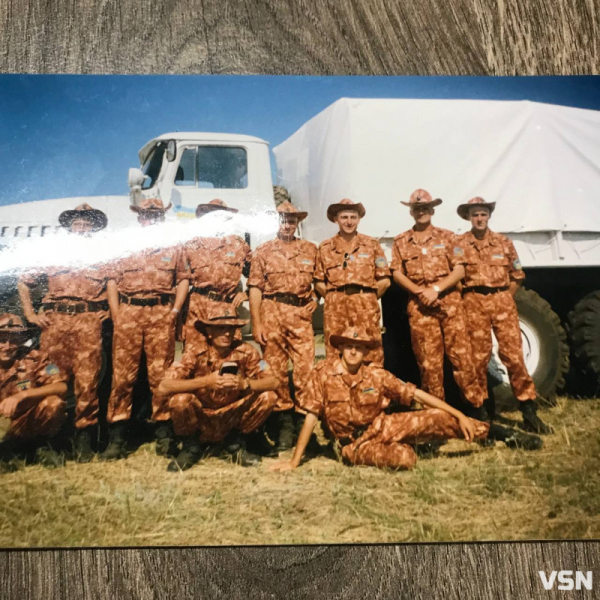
[0,75,599,547]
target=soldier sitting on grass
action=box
[157,308,280,471]
[271,327,542,473]
[0,314,68,468]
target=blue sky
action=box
[1,75,599,207]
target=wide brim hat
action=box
[0,313,33,336]
[195,306,248,331]
[130,198,172,214]
[58,203,108,232]
[195,199,239,218]
[330,327,380,350]
[277,201,308,222]
[327,199,366,222]
[401,188,442,208]
[457,197,496,220]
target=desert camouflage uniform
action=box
[0,349,67,440]
[315,233,389,366]
[183,235,251,348]
[248,237,317,411]
[165,342,277,442]
[106,247,189,423]
[301,358,489,469]
[391,227,484,407]
[457,230,535,402]
[20,265,110,428]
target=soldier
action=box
[18,203,111,462]
[101,198,190,460]
[157,308,280,471]
[248,199,317,452]
[314,199,391,366]
[391,189,485,416]
[270,327,493,473]
[455,197,552,434]
[0,314,68,466]
[182,199,251,350]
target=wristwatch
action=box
[433,285,441,293]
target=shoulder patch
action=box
[513,259,522,270]
[259,359,270,372]
[225,252,236,257]
[375,256,388,268]
[45,363,60,376]
[161,256,172,263]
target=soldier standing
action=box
[183,199,251,349]
[314,199,390,366]
[391,189,486,416]
[248,200,317,452]
[0,314,68,466]
[456,197,552,434]
[157,308,280,471]
[18,203,111,462]
[101,198,190,460]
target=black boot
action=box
[100,422,128,461]
[167,436,202,472]
[245,427,277,457]
[488,423,543,450]
[274,411,295,453]
[155,421,178,457]
[466,404,490,423]
[219,434,262,467]
[34,441,66,469]
[520,400,554,435]
[73,426,95,463]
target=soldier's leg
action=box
[343,440,417,470]
[183,294,208,351]
[323,291,347,359]
[407,298,446,399]
[167,393,204,471]
[8,395,67,441]
[439,293,485,408]
[359,293,385,367]
[285,303,316,409]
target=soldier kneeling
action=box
[271,327,540,473]
[0,314,68,468]
[157,309,280,471]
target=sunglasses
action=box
[0,332,29,344]
[343,252,349,269]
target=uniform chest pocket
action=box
[324,260,345,286]
[402,249,422,279]
[265,269,287,290]
[324,395,349,418]
[490,253,508,266]
[429,247,451,277]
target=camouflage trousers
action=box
[261,298,315,411]
[324,290,384,366]
[341,408,489,470]
[184,293,241,351]
[407,290,484,407]
[169,390,277,442]
[41,312,103,428]
[7,395,67,441]
[106,303,176,423]
[462,289,536,401]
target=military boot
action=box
[245,427,277,457]
[274,411,295,453]
[73,426,95,463]
[155,421,178,457]
[519,400,554,435]
[219,434,262,467]
[34,443,66,468]
[167,436,202,472]
[488,423,543,451]
[100,422,128,461]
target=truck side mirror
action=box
[128,168,147,189]
[166,140,177,162]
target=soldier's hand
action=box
[269,459,296,473]
[203,372,221,389]
[458,415,476,443]
[26,312,50,329]
[216,374,241,390]
[0,392,26,419]
[232,291,247,309]
[419,287,439,306]
[252,322,267,346]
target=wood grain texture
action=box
[2,0,600,598]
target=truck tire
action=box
[566,291,600,397]
[488,288,569,412]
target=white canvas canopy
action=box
[273,98,600,246]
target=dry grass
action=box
[1,398,599,548]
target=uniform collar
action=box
[332,358,365,386]
[469,228,499,248]
[332,232,364,254]
[408,225,436,245]
[274,236,301,257]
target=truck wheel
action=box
[488,288,569,412]
[566,291,600,397]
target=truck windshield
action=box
[174,146,248,189]
[141,143,166,189]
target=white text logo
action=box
[539,571,593,591]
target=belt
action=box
[464,286,509,295]
[191,287,235,303]
[263,293,311,307]
[43,300,108,314]
[332,284,376,296]
[119,293,173,307]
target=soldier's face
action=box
[0,338,20,363]
[278,216,299,238]
[137,211,165,227]
[340,342,366,370]
[410,205,434,225]
[206,325,235,349]
[70,218,94,235]
[469,207,490,232]
[336,211,360,235]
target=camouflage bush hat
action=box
[273,186,292,206]
[195,199,239,218]
[401,188,442,208]
[277,201,308,222]
[330,327,380,350]
[327,198,366,223]
[130,197,172,214]
[58,203,108,232]
[195,305,248,331]
[457,196,496,220]
[0,313,32,339]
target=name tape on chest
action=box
[301,259,313,265]
[225,252,237,258]
[361,387,376,394]
[492,254,505,260]
[161,256,172,263]
[433,244,445,249]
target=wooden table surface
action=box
[1,1,599,597]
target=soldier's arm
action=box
[244,372,280,392]
[249,287,267,345]
[173,279,189,313]
[106,279,120,320]
[157,371,220,395]
[432,264,465,293]
[0,382,68,419]
[18,280,50,328]
[505,238,525,296]
[375,277,391,298]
